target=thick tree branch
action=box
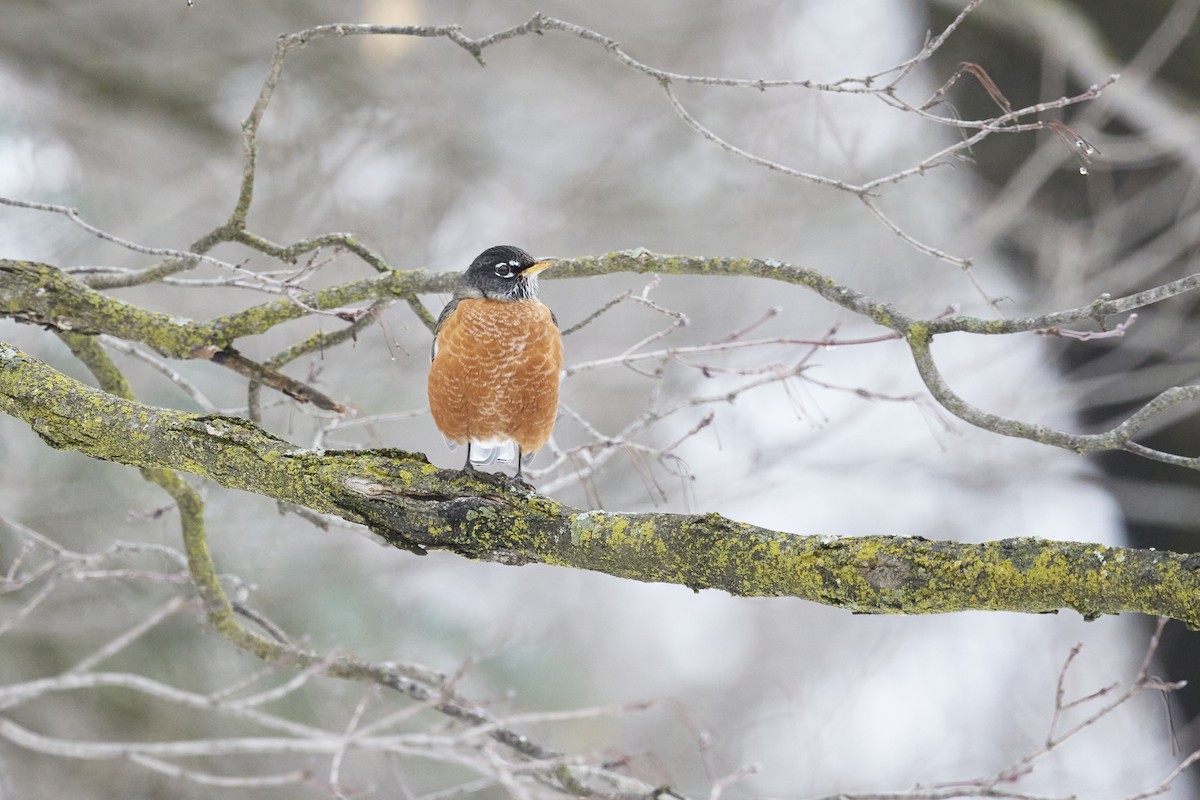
[4,342,1199,628]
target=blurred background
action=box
[2,0,1200,797]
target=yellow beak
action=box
[523,257,557,276]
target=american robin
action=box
[427,245,562,478]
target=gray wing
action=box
[430,297,461,362]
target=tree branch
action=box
[4,341,1199,628]
[8,250,1200,467]
[0,259,454,359]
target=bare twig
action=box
[99,335,223,413]
[1039,313,1138,341]
[0,196,249,279]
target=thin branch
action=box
[927,277,1200,335]
[0,671,331,739]
[99,336,223,413]
[0,197,248,279]
[67,595,190,674]
[878,0,987,89]
[128,756,310,790]
[906,327,1200,468]
[563,333,890,377]
[660,81,851,191]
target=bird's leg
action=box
[462,444,475,473]
[514,449,524,481]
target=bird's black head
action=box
[462,245,556,301]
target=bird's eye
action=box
[493,263,515,279]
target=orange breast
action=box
[427,298,563,453]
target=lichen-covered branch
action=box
[0,259,454,359]
[0,258,445,411]
[4,341,1199,629]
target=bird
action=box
[427,245,562,479]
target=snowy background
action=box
[2,1,1198,797]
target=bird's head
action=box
[461,245,557,301]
